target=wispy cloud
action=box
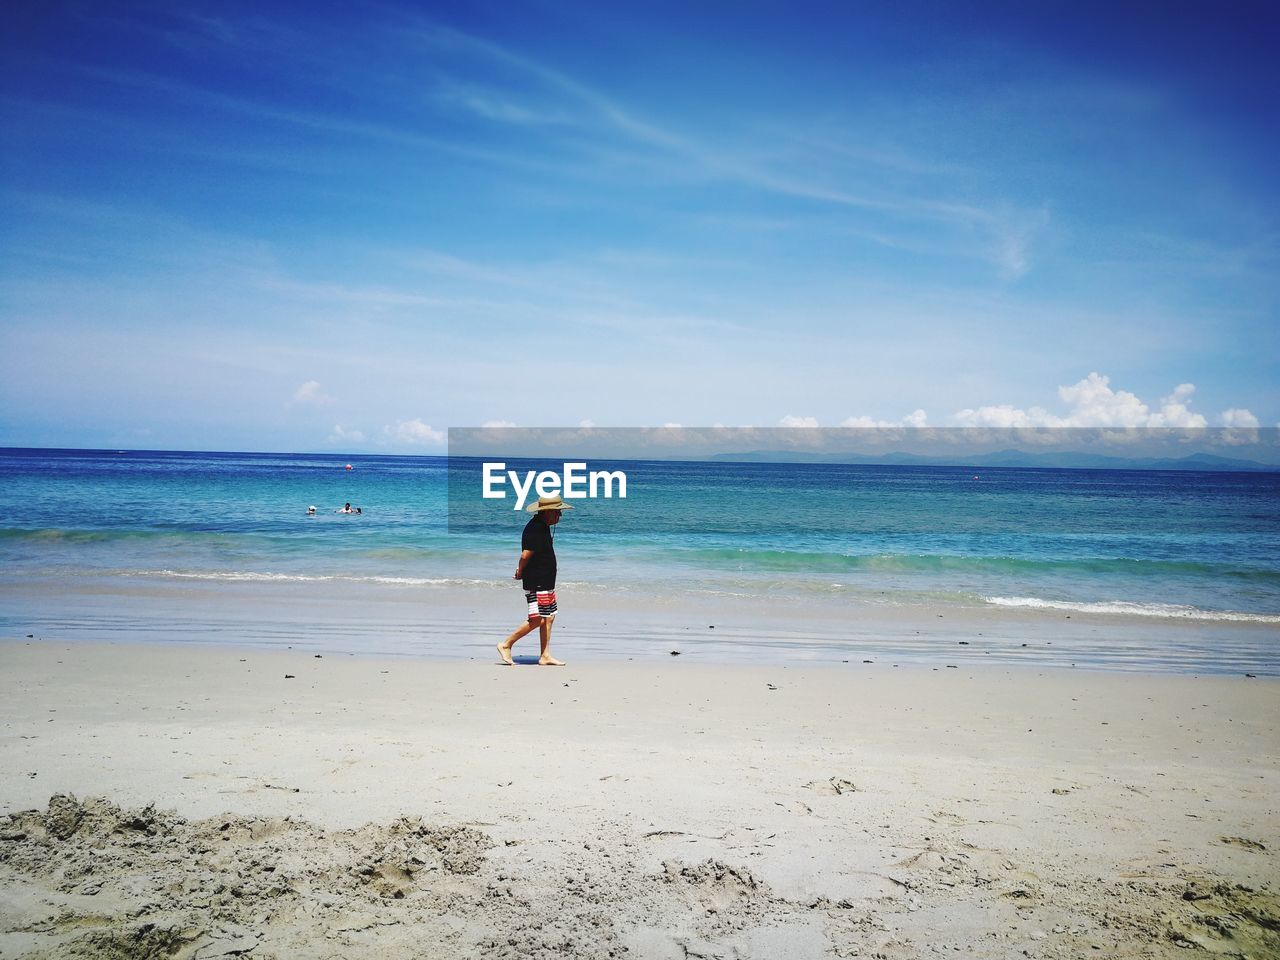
[395,16,1047,276]
[291,380,333,406]
[38,11,1053,281]
[779,127,971,179]
[407,250,546,291]
[253,275,455,308]
[62,63,565,174]
[431,78,574,127]
[405,20,692,152]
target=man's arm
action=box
[514,548,534,580]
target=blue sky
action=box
[1,0,1276,451]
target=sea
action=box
[1,447,1277,675]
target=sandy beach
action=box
[1,639,1277,958]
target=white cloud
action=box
[779,415,819,428]
[579,418,596,428]
[328,424,364,444]
[1217,408,1261,445]
[1221,408,1259,428]
[951,404,1051,428]
[1147,383,1207,428]
[1055,373,1149,426]
[840,409,928,428]
[481,420,518,428]
[954,373,1210,428]
[292,379,332,405]
[385,419,445,445]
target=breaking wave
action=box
[983,596,1280,623]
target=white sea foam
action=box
[984,596,1280,623]
[138,569,496,587]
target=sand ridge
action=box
[1,792,1277,959]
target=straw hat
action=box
[526,494,574,513]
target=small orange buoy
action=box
[345,464,353,470]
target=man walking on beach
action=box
[497,494,570,666]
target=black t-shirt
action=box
[521,515,557,590]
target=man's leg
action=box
[497,617,538,665]
[538,616,564,666]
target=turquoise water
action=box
[1,448,1277,673]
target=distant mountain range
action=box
[709,449,1278,472]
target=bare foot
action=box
[497,643,514,666]
[538,655,566,666]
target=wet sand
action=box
[1,640,1277,958]
[8,574,1278,675]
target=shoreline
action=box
[2,639,1277,957]
[4,576,1278,677]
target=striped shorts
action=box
[525,589,558,621]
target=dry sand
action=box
[0,640,1276,959]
